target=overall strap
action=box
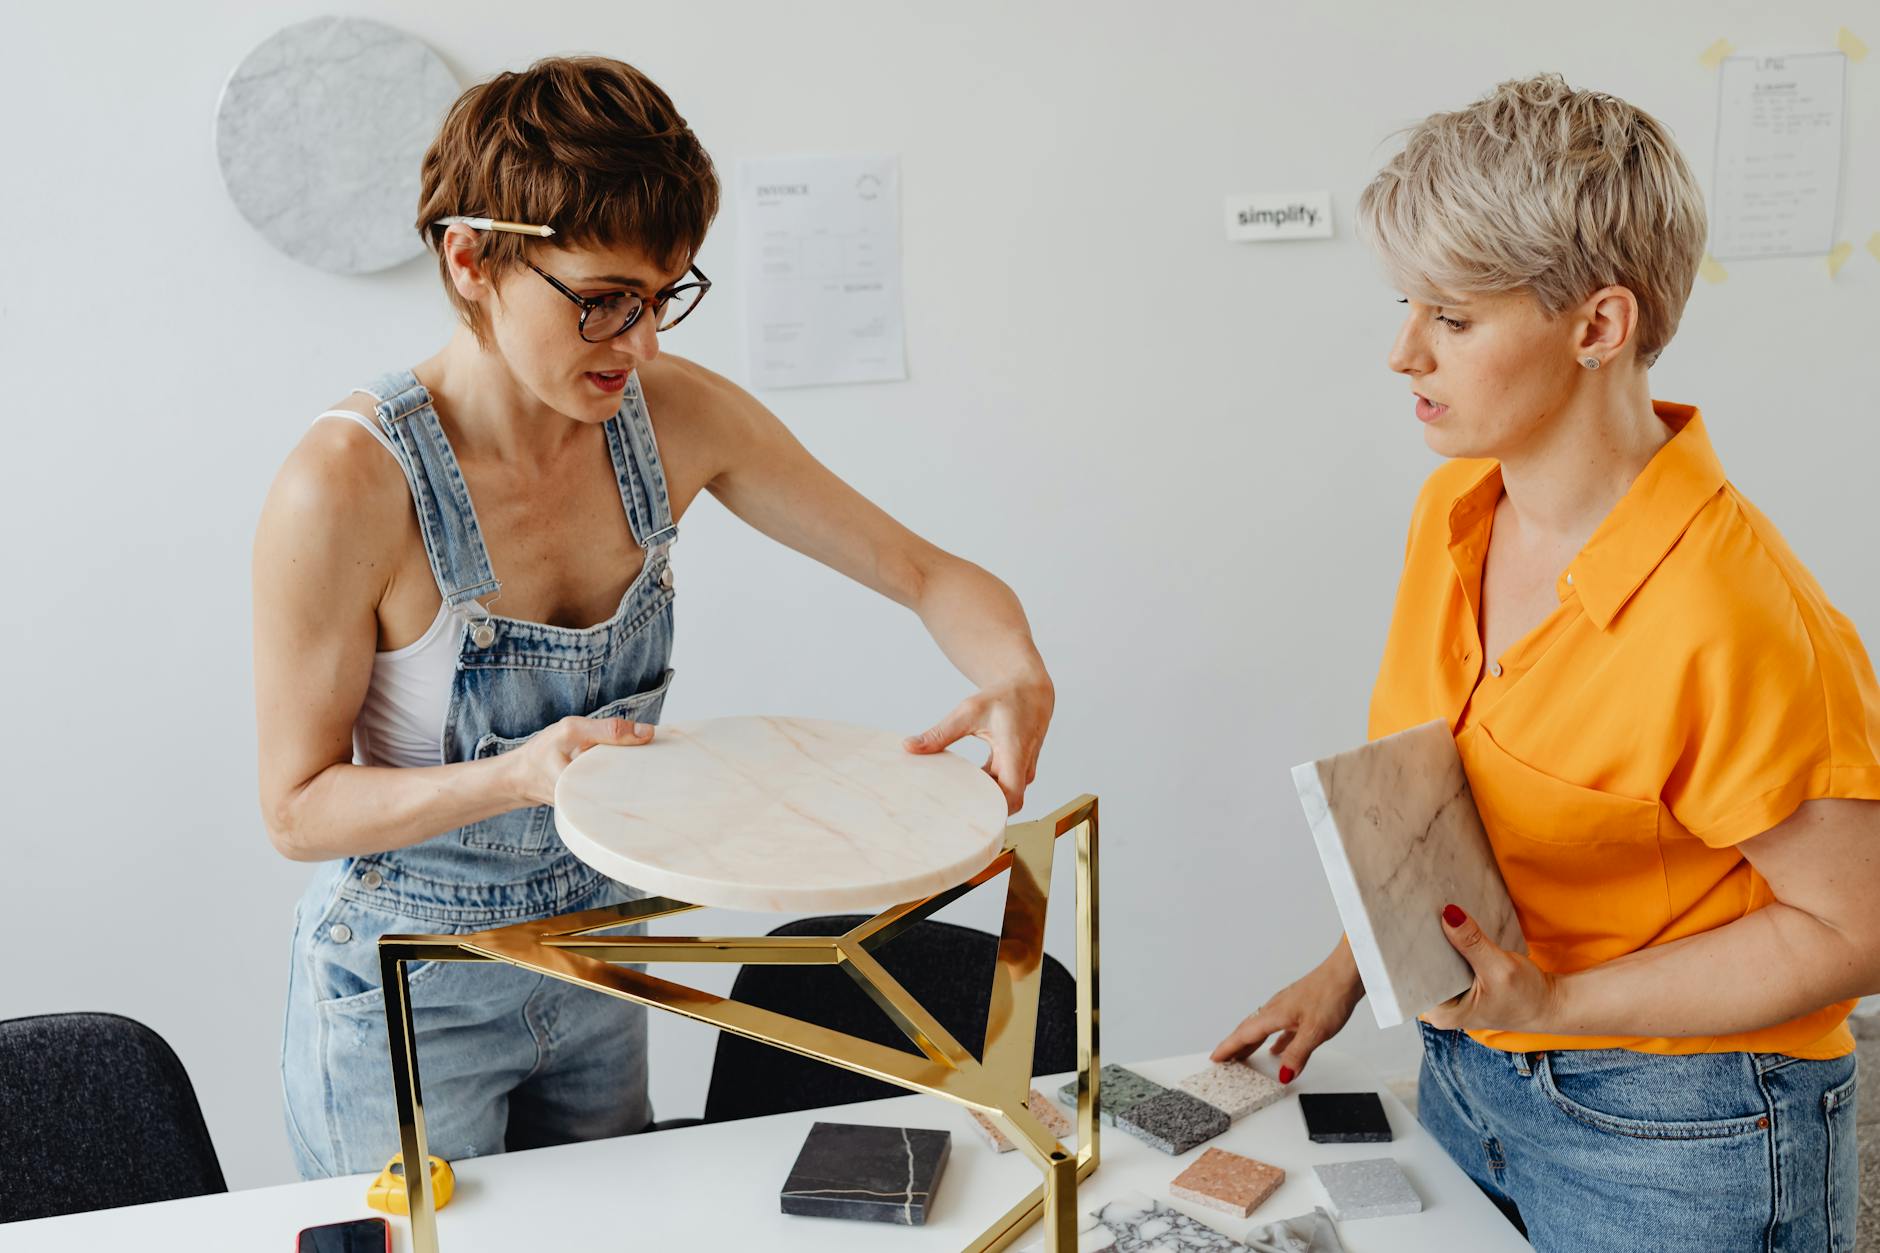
[604,371,678,553]
[355,369,501,609]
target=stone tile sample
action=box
[1292,718,1527,1029]
[1243,1206,1348,1253]
[1312,1158,1422,1220]
[1089,1191,1247,1250]
[1168,1146,1286,1219]
[968,1086,1075,1153]
[1298,1092,1392,1144]
[214,18,459,274]
[1116,1090,1231,1155]
[1175,1060,1284,1122]
[778,1121,950,1226]
[556,715,1008,911]
[1058,1064,1170,1126]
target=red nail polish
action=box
[1443,904,1466,927]
[1278,1066,1295,1084]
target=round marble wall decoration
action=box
[554,716,1011,912]
[214,16,459,274]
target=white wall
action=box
[4,0,1874,1192]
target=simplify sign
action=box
[1225,191,1335,242]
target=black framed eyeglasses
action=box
[429,215,711,341]
[527,262,712,341]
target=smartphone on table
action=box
[296,1217,390,1253]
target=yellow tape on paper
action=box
[1836,28,1868,62]
[1699,38,1735,69]
[1867,232,1880,264]
[1827,242,1854,278]
[1698,254,1729,284]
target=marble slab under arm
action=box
[1292,719,1527,1029]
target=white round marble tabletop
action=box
[213,17,459,274]
[554,716,1010,912]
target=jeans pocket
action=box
[1536,1050,1770,1141]
[1823,1065,1859,1252]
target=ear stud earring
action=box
[1581,356,1601,370]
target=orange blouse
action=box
[1371,401,1880,1059]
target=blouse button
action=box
[1566,572,1575,586]
[328,923,353,944]
[1489,661,1504,678]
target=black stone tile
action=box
[778,1121,951,1226]
[1298,1091,1393,1144]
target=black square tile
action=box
[779,1121,951,1226]
[1298,1091,1393,1143]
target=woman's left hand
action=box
[903,677,1054,815]
[1421,904,1564,1033]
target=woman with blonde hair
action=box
[1215,73,1876,1250]
[256,56,1054,1179]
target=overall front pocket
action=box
[459,670,675,855]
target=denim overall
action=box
[279,368,676,1179]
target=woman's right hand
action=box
[503,716,656,808]
[1210,940,1365,1085]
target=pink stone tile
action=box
[969,1087,1075,1153]
[1168,1146,1286,1220]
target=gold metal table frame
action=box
[378,794,1101,1253]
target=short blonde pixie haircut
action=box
[1356,73,1706,368]
[416,56,720,351]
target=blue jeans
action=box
[280,872,653,1179]
[1415,1020,1860,1252]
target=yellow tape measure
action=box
[365,1154,455,1215]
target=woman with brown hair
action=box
[256,56,1054,1179]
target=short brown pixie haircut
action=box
[416,56,720,350]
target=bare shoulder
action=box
[639,355,777,433]
[636,356,780,504]
[255,396,412,569]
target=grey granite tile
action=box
[1116,1089,1231,1155]
[1089,1191,1247,1250]
[1312,1158,1422,1220]
[1176,1061,1284,1122]
[1293,719,1527,1029]
[1058,1064,1170,1126]
[778,1121,950,1226]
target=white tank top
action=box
[313,408,472,768]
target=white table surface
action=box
[3,1049,1532,1252]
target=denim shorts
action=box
[279,871,653,1180]
[1415,1019,1860,1252]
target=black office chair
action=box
[0,1012,227,1223]
[700,915,1079,1123]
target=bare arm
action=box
[644,357,1054,810]
[1427,797,1880,1036]
[252,422,649,861]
